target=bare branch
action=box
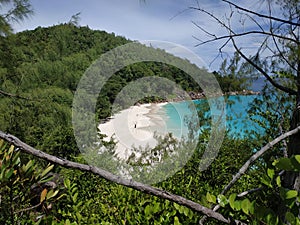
[221,125,300,195]
[189,6,232,32]
[221,0,300,27]
[194,30,298,47]
[191,21,216,38]
[237,187,264,198]
[0,89,34,101]
[231,38,297,95]
[0,130,230,224]
[15,202,42,214]
[267,1,297,72]
[190,3,298,95]
[199,126,300,224]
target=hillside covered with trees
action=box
[1,0,300,224]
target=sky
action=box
[12,0,269,71]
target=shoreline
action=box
[98,91,260,158]
[132,90,261,105]
[98,102,168,159]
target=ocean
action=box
[159,77,267,139]
[159,95,264,140]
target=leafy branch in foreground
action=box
[0,130,229,223]
[0,0,33,36]
[1,126,300,224]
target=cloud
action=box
[12,0,273,71]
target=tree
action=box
[0,0,33,100]
[189,0,300,222]
[0,0,33,36]
[213,51,253,93]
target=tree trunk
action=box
[283,55,300,192]
[283,103,300,191]
[282,68,300,220]
[279,102,300,222]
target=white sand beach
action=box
[98,103,168,158]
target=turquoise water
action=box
[160,95,264,139]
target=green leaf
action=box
[174,216,180,225]
[183,207,189,217]
[72,192,78,203]
[217,194,228,207]
[241,198,251,215]
[280,188,298,200]
[286,212,296,224]
[47,189,59,199]
[0,139,4,149]
[267,168,275,179]
[12,155,20,166]
[22,160,34,173]
[8,145,14,155]
[206,192,216,204]
[64,178,71,189]
[249,200,255,214]
[5,168,14,179]
[276,176,281,187]
[40,164,54,178]
[144,205,151,217]
[291,156,300,171]
[76,211,82,221]
[261,175,272,188]
[229,193,237,210]
[153,202,160,213]
[234,200,241,211]
[285,190,298,199]
[173,203,180,211]
[275,156,300,171]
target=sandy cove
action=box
[98,103,168,158]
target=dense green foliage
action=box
[0,24,185,154]
[0,22,298,225]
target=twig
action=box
[231,38,297,96]
[15,202,42,214]
[221,0,300,27]
[0,89,34,101]
[194,31,298,47]
[237,187,264,198]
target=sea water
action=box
[159,95,265,139]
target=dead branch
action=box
[199,125,300,224]
[231,38,297,95]
[0,130,230,224]
[221,125,300,195]
[221,0,300,27]
[190,3,298,96]
[0,89,33,101]
[194,31,298,47]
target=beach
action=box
[98,103,168,158]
